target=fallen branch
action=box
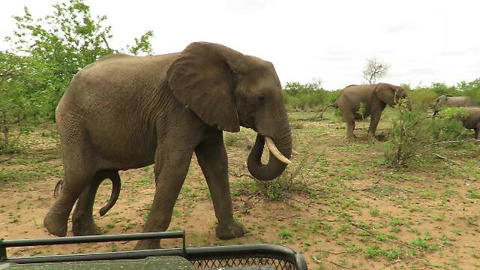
[430,139,478,145]
[434,153,461,165]
[229,171,255,180]
[329,260,348,269]
[311,255,321,264]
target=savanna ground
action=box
[1,109,479,269]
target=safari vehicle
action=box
[0,231,308,269]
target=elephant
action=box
[335,83,409,139]
[433,95,475,116]
[463,107,480,139]
[43,42,293,250]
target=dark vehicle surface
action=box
[0,231,307,270]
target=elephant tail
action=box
[97,171,121,217]
[53,179,64,198]
[53,171,121,216]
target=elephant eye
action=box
[257,96,265,104]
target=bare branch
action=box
[363,57,389,84]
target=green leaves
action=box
[128,31,155,56]
[1,0,155,152]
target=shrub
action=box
[384,104,473,167]
[429,107,469,141]
[252,153,319,200]
[384,100,432,167]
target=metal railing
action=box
[0,231,307,270]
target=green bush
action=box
[283,82,340,112]
[384,104,473,167]
[429,107,469,141]
[384,101,431,167]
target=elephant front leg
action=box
[134,148,194,250]
[195,135,245,240]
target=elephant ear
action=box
[167,42,242,132]
[375,84,397,106]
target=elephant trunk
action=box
[247,119,292,181]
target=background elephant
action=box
[433,95,475,116]
[335,83,409,139]
[462,107,480,139]
[44,42,293,250]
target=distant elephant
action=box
[462,107,480,139]
[43,42,293,250]
[335,83,409,139]
[433,95,475,116]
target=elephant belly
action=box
[87,124,157,170]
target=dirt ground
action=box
[1,110,479,269]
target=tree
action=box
[6,0,154,120]
[363,57,389,84]
[127,30,155,56]
[0,0,154,153]
[283,80,328,111]
[0,52,43,153]
[4,0,155,115]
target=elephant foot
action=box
[72,218,102,236]
[134,239,162,250]
[43,211,68,237]
[216,220,245,240]
[347,136,357,141]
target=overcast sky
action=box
[1,0,479,89]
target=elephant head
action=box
[375,83,409,108]
[434,94,452,107]
[167,42,292,181]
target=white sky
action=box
[1,0,479,90]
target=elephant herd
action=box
[43,42,479,249]
[335,86,480,140]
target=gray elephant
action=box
[43,42,293,250]
[462,107,480,139]
[433,95,475,116]
[335,83,409,139]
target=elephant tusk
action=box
[265,137,292,165]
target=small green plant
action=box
[385,249,402,261]
[369,208,380,217]
[365,245,384,260]
[411,237,439,251]
[467,189,480,199]
[357,102,366,120]
[279,230,293,240]
[390,226,401,233]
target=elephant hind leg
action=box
[44,126,96,237]
[340,108,356,139]
[72,170,121,236]
[44,168,95,237]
